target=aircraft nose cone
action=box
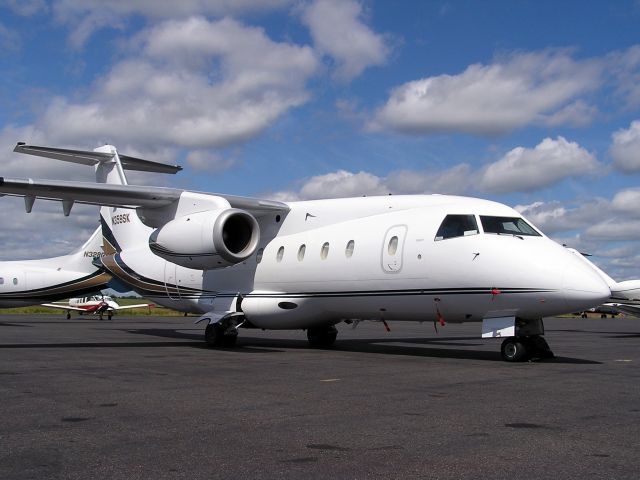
[562,260,611,311]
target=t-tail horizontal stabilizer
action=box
[13,143,182,174]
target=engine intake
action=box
[149,208,260,269]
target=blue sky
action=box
[0,0,639,280]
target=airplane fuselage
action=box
[102,195,610,329]
[0,259,109,308]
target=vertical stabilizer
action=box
[64,226,105,270]
[94,145,153,253]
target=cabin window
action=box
[256,248,264,264]
[276,246,285,262]
[298,244,306,261]
[320,242,330,260]
[388,236,399,255]
[13,278,18,285]
[0,277,3,285]
[480,216,541,237]
[435,214,479,241]
[345,240,355,258]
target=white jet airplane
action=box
[0,143,614,361]
[0,226,111,307]
[43,294,153,320]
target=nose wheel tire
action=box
[501,338,529,362]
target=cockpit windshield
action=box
[480,216,541,237]
[435,214,479,241]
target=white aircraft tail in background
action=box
[43,294,153,320]
[0,227,111,307]
[566,248,640,318]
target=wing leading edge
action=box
[0,177,289,215]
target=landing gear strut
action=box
[500,335,554,362]
[307,325,338,348]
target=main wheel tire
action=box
[205,323,224,347]
[501,337,529,362]
[205,323,238,347]
[221,333,238,347]
[307,325,338,348]
[66,313,71,320]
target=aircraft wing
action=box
[112,303,154,311]
[604,303,640,317]
[0,177,289,214]
[42,303,86,312]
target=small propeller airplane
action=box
[1,142,633,361]
[43,294,153,320]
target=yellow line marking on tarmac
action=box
[320,378,341,382]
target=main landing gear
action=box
[204,322,238,347]
[307,325,338,348]
[500,335,554,362]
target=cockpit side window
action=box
[480,216,541,237]
[435,214,479,241]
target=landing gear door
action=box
[382,225,408,274]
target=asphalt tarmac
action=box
[1,314,639,480]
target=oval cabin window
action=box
[276,246,285,262]
[298,244,306,261]
[345,240,355,258]
[320,242,330,260]
[388,236,398,255]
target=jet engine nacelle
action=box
[149,209,260,269]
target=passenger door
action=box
[381,225,407,273]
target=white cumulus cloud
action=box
[385,164,472,195]
[301,0,390,81]
[50,0,292,47]
[270,163,474,201]
[585,220,640,241]
[480,137,600,193]
[297,170,386,200]
[31,17,318,153]
[515,198,610,234]
[1,0,48,16]
[611,188,640,215]
[609,120,640,173]
[370,50,602,135]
